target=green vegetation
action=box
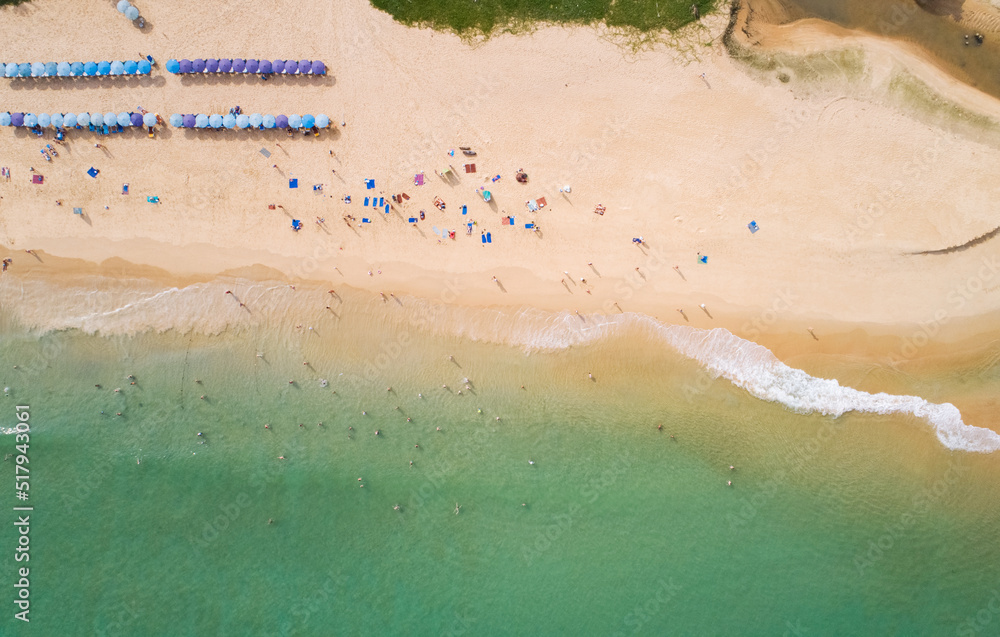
[369,0,717,37]
[0,0,29,5]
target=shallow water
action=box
[0,280,998,635]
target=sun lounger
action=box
[492,175,501,182]
[103,125,110,134]
[289,179,298,188]
[313,185,322,191]
[461,205,467,215]
[379,197,384,207]
[364,197,370,206]
[486,232,492,243]
[384,204,390,214]
[46,144,57,157]
[408,217,418,223]
[87,167,99,178]
[122,184,129,194]
[41,150,51,161]
[481,233,486,244]
[464,164,476,173]
[362,218,371,223]
[402,193,410,200]
[292,219,302,230]
[365,179,374,190]
[525,223,535,229]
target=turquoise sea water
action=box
[0,287,998,636]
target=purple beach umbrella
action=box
[259,60,272,74]
[232,58,245,73]
[206,58,219,73]
[178,59,192,74]
[218,59,232,73]
[275,114,288,129]
[182,114,196,128]
[11,112,24,127]
[272,59,284,74]
[298,59,310,74]
[130,112,143,126]
[192,58,206,73]
[245,59,259,73]
[311,60,325,75]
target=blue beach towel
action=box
[698,255,708,264]
[481,233,486,244]
[291,219,302,230]
[525,223,534,229]
[364,197,370,206]
[289,179,298,188]
[87,167,99,178]
[408,217,417,223]
[384,204,390,214]
[362,218,371,223]
[486,232,492,243]
[365,179,374,190]
[461,205,467,215]
[379,197,384,207]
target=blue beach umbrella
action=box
[38,113,51,128]
[218,59,232,73]
[222,113,236,129]
[70,62,84,76]
[288,114,302,128]
[44,62,58,76]
[275,114,288,129]
[246,59,259,73]
[18,63,31,77]
[311,60,325,75]
[0,113,10,126]
[178,59,191,74]
[209,114,223,128]
[206,59,219,73]
[91,113,104,126]
[298,60,310,74]
[116,0,130,13]
[76,112,90,127]
[182,114,195,128]
[232,58,246,73]
[31,62,44,77]
[262,114,276,129]
[236,114,250,128]
[302,114,315,129]
[315,114,330,128]
[130,113,143,127]
[63,113,77,127]
[192,58,205,73]
[271,60,284,74]
[166,59,180,74]
[51,113,64,128]
[110,61,125,75]
[137,60,151,74]
[102,112,114,126]
[24,114,38,128]
[195,114,209,128]
[10,113,23,127]
[98,61,111,75]
[125,6,139,20]
[84,62,98,76]
[249,113,263,127]
[143,113,157,127]
[259,60,272,74]
[124,60,137,74]
[57,62,71,76]
[5,63,17,77]
[117,113,130,127]
[169,113,183,127]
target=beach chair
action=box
[379,197,384,207]
[40,150,51,161]
[122,184,129,195]
[343,195,351,204]
[525,223,535,229]
[492,174,501,183]
[103,125,110,135]
[362,218,371,223]
[464,164,476,173]
[461,205,467,215]
[46,144,58,157]
[384,204,390,214]
[146,54,156,66]
[408,217,418,223]
[748,220,759,234]
[147,196,159,203]
[365,179,375,190]
[481,233,486,244]
[364,197,370,206]
[486,232,492,243]
[289,179,298,188]
[313,185,323,192]
[402,193,410,200]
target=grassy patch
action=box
[887,71,1000,137]
[0,0,29,5]
[369,0,717,37]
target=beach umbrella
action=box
[246,59,259,74]
[38,113,51,128]
[302,114,315,129]
[192,58,205,73]
[178,59,191,74]
[288,114,302,128]
[137,59,151,74]
[222,113,236,129]
[166,59,180,74]
[275,114,288,129]
[130,112,143,126]
[83,61,97,76]
[298,60,310,74]
[116,0,130,13]
[98,61,111,75]
[31,62,44,77]
[124,60,138,74]
[5,63,17,77]
[24,114,37,128]
[262,114,276,129]
[44,62,57,76]
[259,60,272,74]
[91,113,104,126]
[236,114,250,128]
[271,60,284,74]
[218,59,232,73]
[143,112,157,127]
[315,114,330,128]
[0,113,10,126]
[51,113,64,127]
[117,112,130,127]
[103,112,115,127]
[125,6,139,20]
[182,114,195,128]
[57,62,71,76]
[18,63,31,77]
[169,113,183,127]
[209,114,223,128]
[110,61,125,75]
[70,62,84,76]
[76,112,89,127]
[249,113,263,127]
[10,113,23,127]
[232,58,246,73]
[205,58,219,73]
[311,60,325,75]
[195,114,209,128]
[64,113,77,127]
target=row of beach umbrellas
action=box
[1,111,158,128]
[166,59,325,75]
[169,113,330,129]
[3,61,152,78]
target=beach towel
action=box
[32,175,43,184]
[527,200,539,212]
[537,197,547,208]
[259,148,271,158]
[366,179,375,190]
[492,175,501,183]
[384,204,390,214]
[362,218,371,223]
[379,197,384,207]
[464,164,476,173]
[87,167,99,178]
[122,184,129,195]
[698,255,708,264]
[291,219,302,230]
[486,232,492,243]
[414,173,424,186]
[408,217,418,223]
[402,193,410,200]
[313,185,322,191]
[502,217,510,226]
[364,197,370,206]
[147,196,159,204]
[525,223,535,229]
[481,233,486,244]
[73,207,82,215]
[748,221,759,234]
[289,179,298,188]
[461,205,467,215]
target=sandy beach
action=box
[1,0,999,348]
